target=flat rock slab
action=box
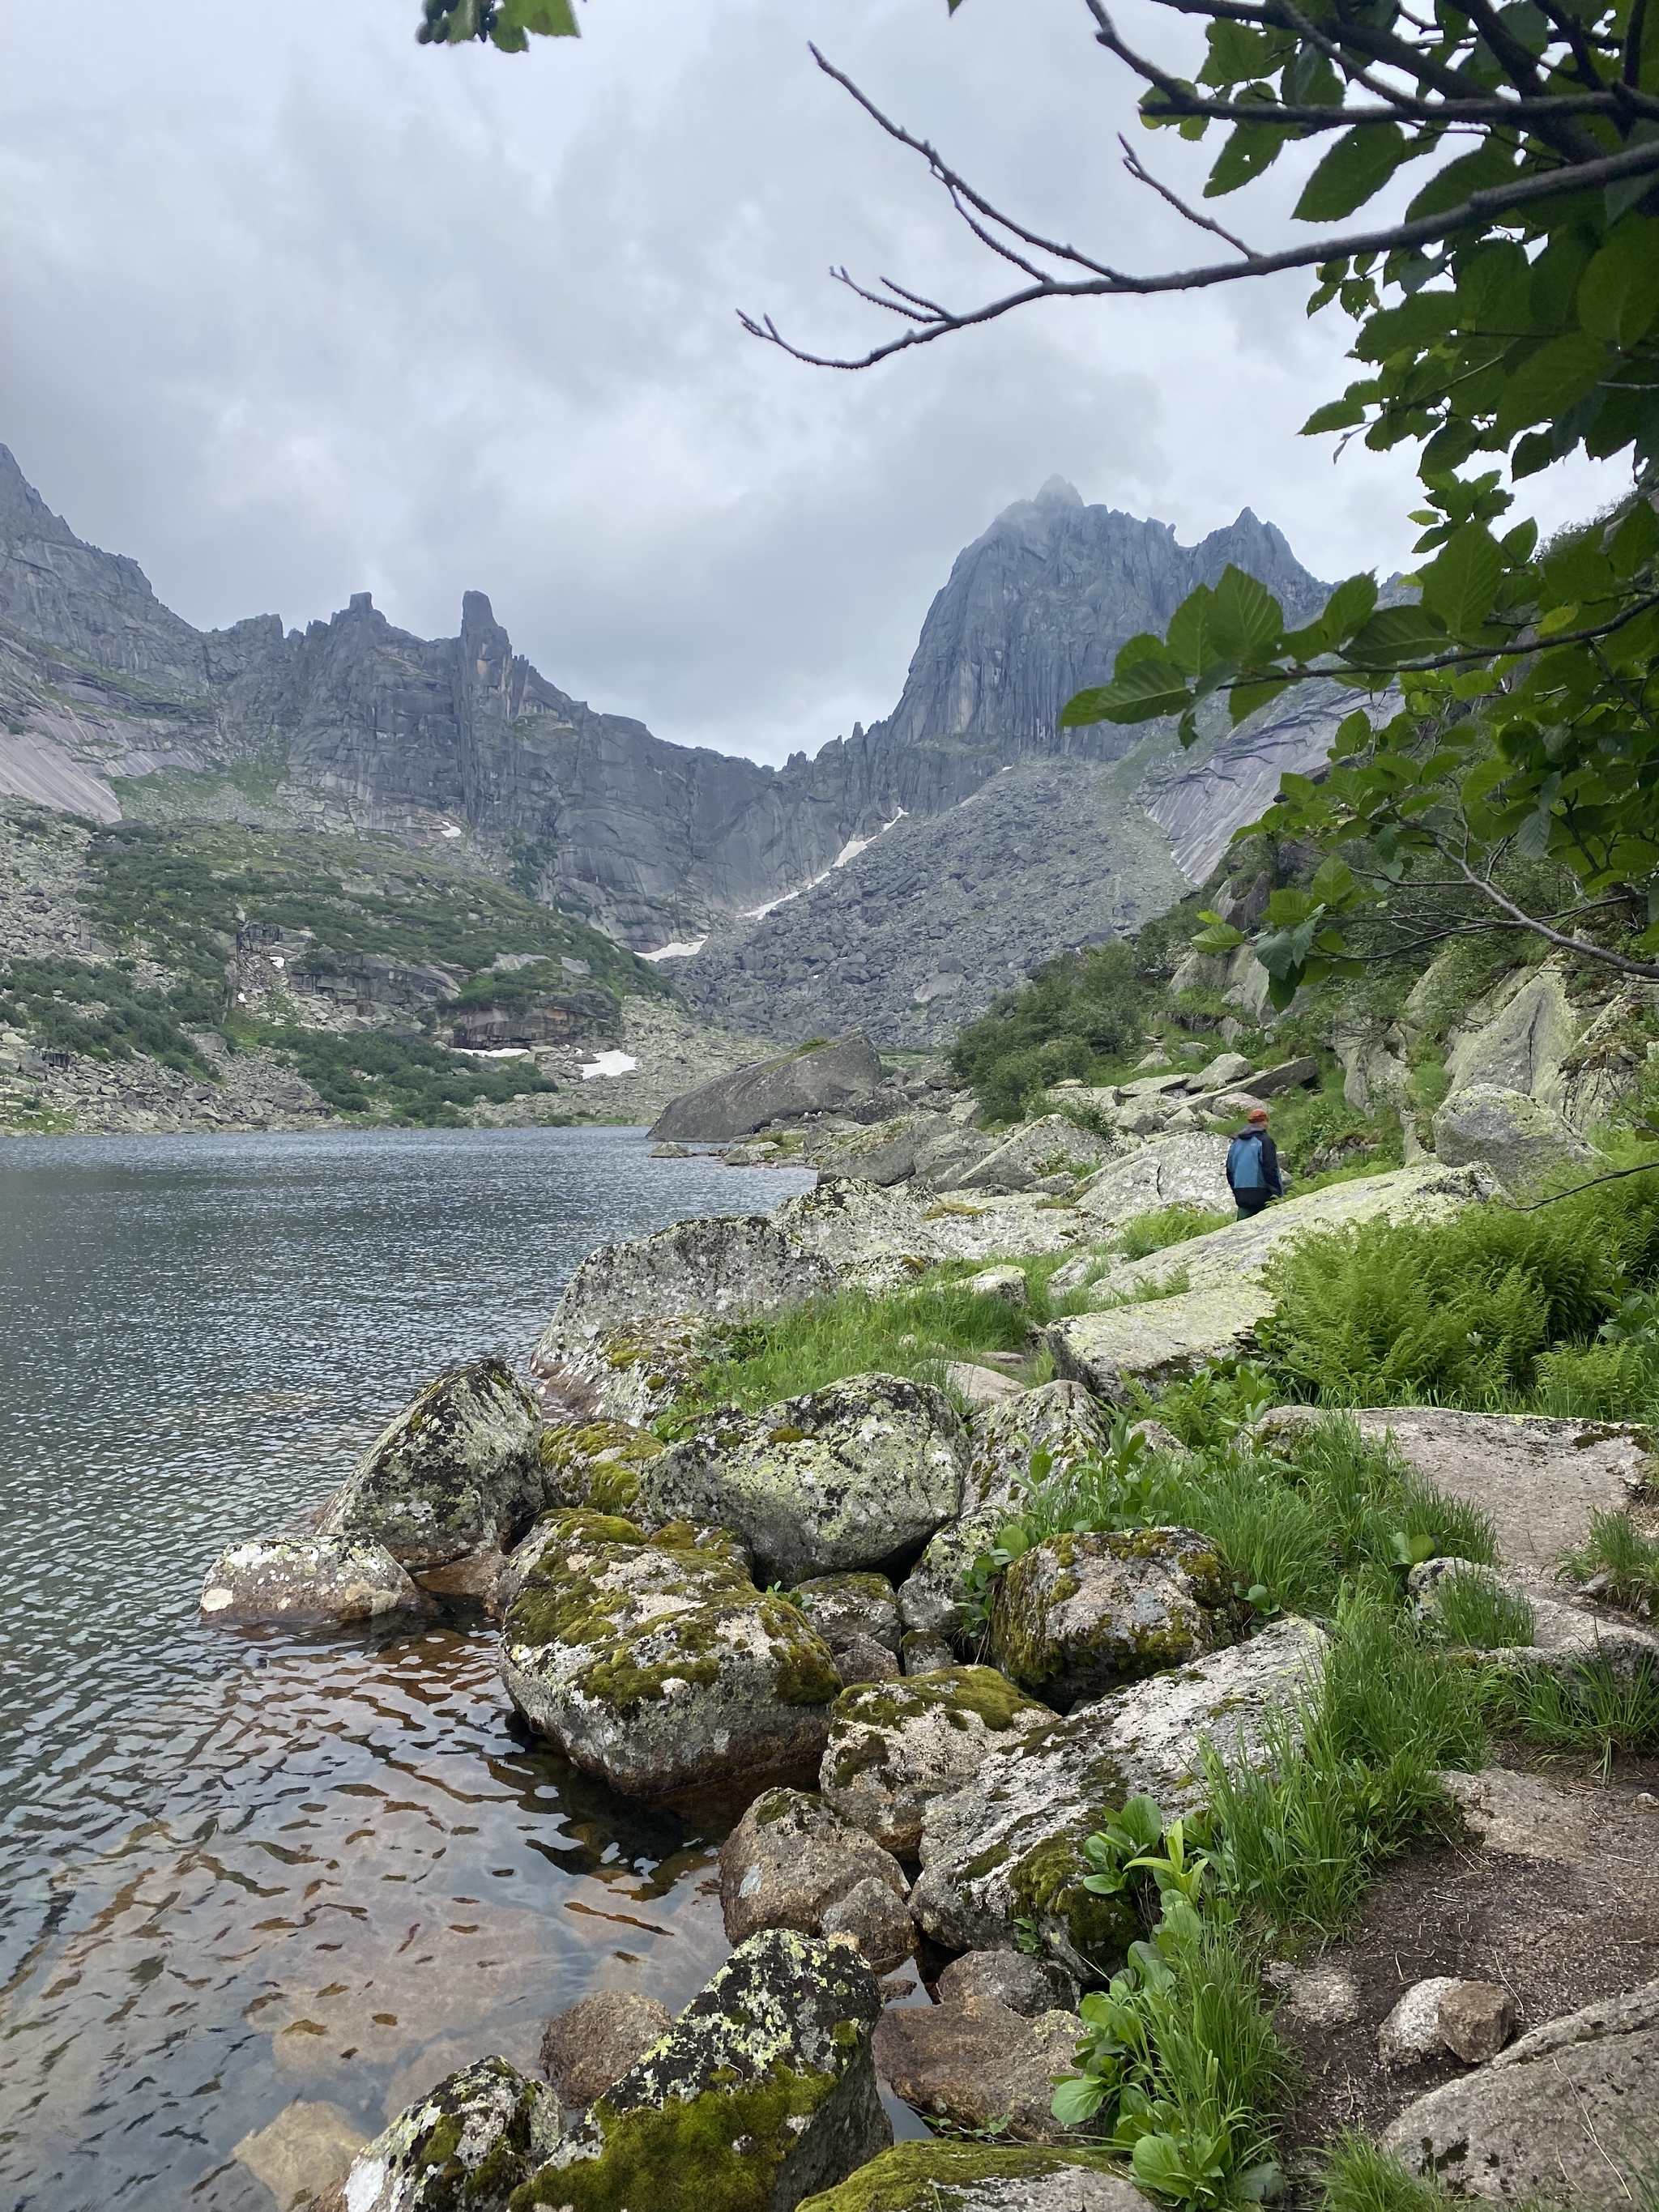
[1261,1405,1652,1574]
[796,2141,1158,2211]
[1437,1767,1593,1862]
[1384,1979,1659,2206]
[1046,1282,1272,1404]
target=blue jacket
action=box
[1226,1127,1282,1198]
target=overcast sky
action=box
[1,0,1631,765]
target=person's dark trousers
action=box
[1235,1192,1272,1220]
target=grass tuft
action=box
[1561,1507,1659,1614]
[1318,2132,1448,2212]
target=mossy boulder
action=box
[635,1375,967,1586]
[819,1667,1056,1857]
[499,1511,842,1798]
[988,1528,1235,1711]
[540,1419,663,1515]
[795,2142,1153,2212]
[719,1788,909,1947]
[910,1617,1327,1983]
[510,1928,889,2212]
[198,1533,436,1626]
[795,1574,902,1659]
[318,1357,544,1571]
[898,1383,1111,1642]
[336,2055,559,2212]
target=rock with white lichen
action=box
[510,1929,890,2212]
[317,1357,544,1571]
[198,1533,436,1626]
[498,1511,842,1798]
[634,1375,967,1586]
[334,2055,560,2212]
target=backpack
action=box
[1227,1131,1265,1191]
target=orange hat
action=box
[1247,1106,1269,1124]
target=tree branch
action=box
[1427,833,1659,979]
[1119,136,1256,254]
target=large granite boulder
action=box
[649,1035,885,1143]
[989,1528,1235,1709]
[1068,1132,1233,1234]
[1444,965,1580,1106]
[1253,1405,1651,1575]
[951,1115,1119,1195]
[795,1573,903,1660]
[898,1383,1113,1641]
[498,1511,842,1797]
[334,2055,558,2212]
[719,1788,910,1946]
[1383,1979,1659,2207]
[1432,1083,1595,1190]
[198,1534,435,1626]
[513,1929,889,2212]
[635,1375,967,1586]
[820,1666,1056,1856]
[910,1617,1327,1980]
[797,2143,1155,2212]
[872,1999,1085,2146]
[1045,1283,1271,1404]
[533,1215,838,1378]
[317,1357,544,1572]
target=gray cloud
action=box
[0,0,1629,765]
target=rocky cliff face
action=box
[1,446,1335,1020]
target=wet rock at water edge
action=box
[872,1997,1085,2146]
[499,1511,842,1798]
[332,2054,559,2212]
[989,1527,1235,1710]
[198,1533,436,1626]
[232,2097,365,2210]
[795,2142,1158,2212]
[634,1374,967,1586]
[317,1356,544,1572]
[719,1787,910,1946]
[539,1991,673,2109]
[819,1666,1056,1857]
[512,1928,890,2212]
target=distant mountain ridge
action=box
[0,446,1342,1036]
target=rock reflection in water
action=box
[0,1624,730,2212]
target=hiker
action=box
[1226,1105,1282,1219]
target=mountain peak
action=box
[1036,475,1084,507]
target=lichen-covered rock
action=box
[795,2142,1157,2212]
[499,1512,842,1798]
[819,1668,1056,1856]
[911,1617,1327,1981]
[796,1573,903,1658]
[1433,1083,1595,1190]
[539,1419,663,1515]
[989,1528,1235,1710]
[1045,1284,1273,1405]
[198,1534,435,1625]
[533,1214,839,1376]
[635,1375,967,1586]
[317,1357,544,1571]
[1409,1554,1659,1680]
[338,2055,559,2212]
[511,1929,889,2212]
[1070,1133,1233,1233]
[539,1992,672,2109]
[1383,1979,1659,2207]
[936,1950,1080,2018]
[899,1383,1111,1641]
[952,1116,1117,1195]
[719,1788,910,1946]
[871,1999,1085,2145]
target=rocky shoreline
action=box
[198,1083,1659,2212]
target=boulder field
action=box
[198,1141,1659,2212]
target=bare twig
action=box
[1118,136,1256,255]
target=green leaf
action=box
[1050,2073,1111,2126]
[1343,604,1451,667]
[1495,332,1609,441]
[1418,523,1504,640]
[1578,219,1659,347]
[1301,396,1367,435]
[1309,855,1359,909]
[1205,116,1291,198]
[1282,572,1379,657]
[1209,565,1286,668]
[1294,123,1424,223]
[1605,122,1659,225]
[1060,654,1192,727]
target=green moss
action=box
[509,2064,836,2212]
[795,2142,1131,2212]
[762,1610,845,1706]
[1010,1828,1138,1969]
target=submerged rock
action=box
[334,2055,558,2212]
[1383,1979,1659,2206]
[819,1667,1056,1857]
[636,1375,966,1586]
[540,1992,673,2110]
[989,1528,1235,1710]
[499,1511,842,1798]
[795,2142,1155,2212]
[872,1998,1084,2146]
[719,1787,910,1947]
[232,2098,365,2210]
[198,1534,435,1626]
[514,1929,889,2212]
[318,1357,544,1572]
[911,1617,1327,1980]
